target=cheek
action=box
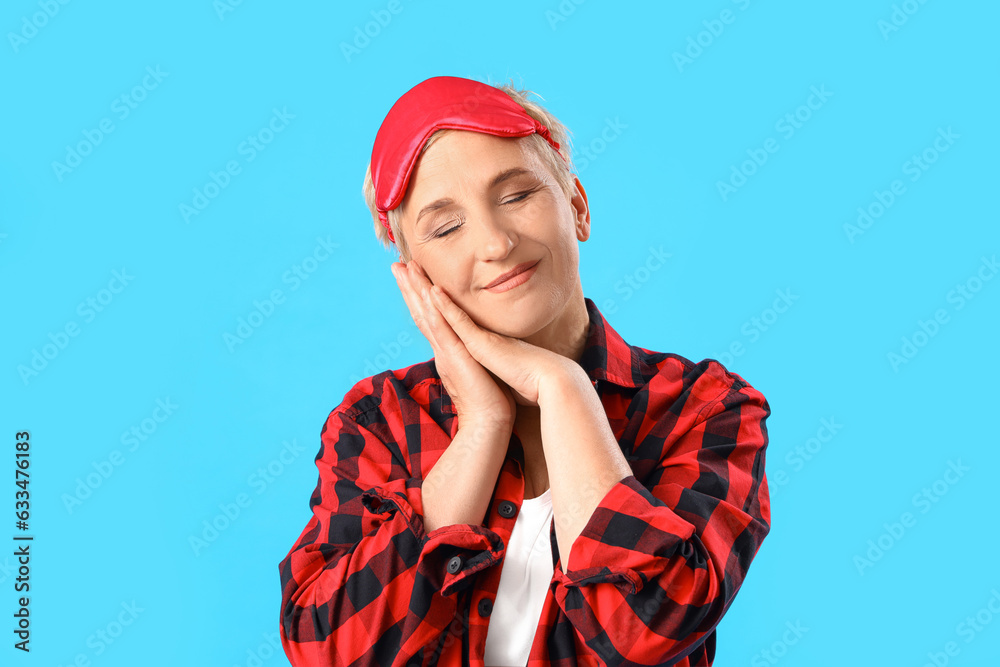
[427,263,468,296]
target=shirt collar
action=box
[577,297,658,390]
[505,297,657,473]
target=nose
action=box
[474,208,515,261]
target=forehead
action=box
[404,131,546,200]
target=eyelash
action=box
[432,191,534,239]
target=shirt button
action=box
[478,597,493,617]
[497,501,517,518]
[446,555,463,574]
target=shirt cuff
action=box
[361,478,505,597]
[554,475,699,596]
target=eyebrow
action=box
[414,167,536,230]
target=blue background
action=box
[2,1,998,665]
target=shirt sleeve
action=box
[551,361,772,666]
[277,400,506,667]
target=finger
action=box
[402,264,436,330]
[391,263,426,329]
[431,286,527,386]
[409,258,430,282]
[406,259,437,298]
[392,263,439,351]
[401,263,478,366]
[420,281,472,358]
[404,260,466,354]
[429,286,487,350]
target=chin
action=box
[465,288,565,340]
[471,296,555,339]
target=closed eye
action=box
[433,216,464,239]
[502,190,534,205]
[432,190,535,239]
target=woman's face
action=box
[396,130,590,339]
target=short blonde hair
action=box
[362,78,577,261]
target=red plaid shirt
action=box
[279,296,771,666]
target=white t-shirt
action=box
[483,488,555,667]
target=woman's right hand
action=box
[391,259,516,433]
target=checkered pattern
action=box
[278,297,771,666]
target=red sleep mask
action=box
[370,75,565,244]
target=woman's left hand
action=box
[426,285,577,407]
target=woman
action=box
[278,75,772,667]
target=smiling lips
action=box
[483,260,540,293]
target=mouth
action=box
[483,260,540,293]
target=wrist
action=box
[537,361,591,407]
[457,411,514,437]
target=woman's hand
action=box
[391,259,515,431]
[422,276,577,408]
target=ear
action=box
[569,176,591,242]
